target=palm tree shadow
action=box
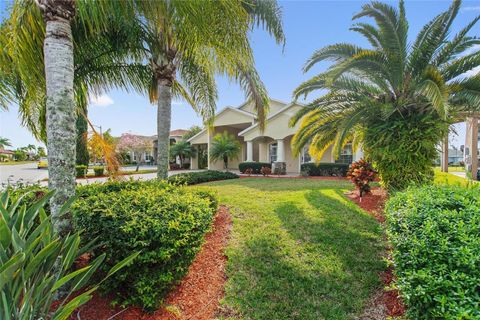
[227,190,384,320]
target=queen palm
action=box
[291,0,480,190]
[0,1,146,234]
[0,137,12,150]
[130,0,284,179]
[170,140,193,167]
[210,131,242,171]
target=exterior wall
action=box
[283,135,300,173]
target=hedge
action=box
[72,181,218,310]
[238,162,271,174]
[167,170,238,185]
[300,163,349,176]
[75,165,87,178]
[386,185,480,319]
[93,166,104,176]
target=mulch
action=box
[69,205,232,320]
[347,187,406,319]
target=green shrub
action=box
[75,165,88,178]
[0,190,137,320]
[167,170,238,185]
[93,166,105,176]
[300,163,349,176]
[238,162,271,174]
[72,182,218,310]
[386,185,480,319]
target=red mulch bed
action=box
[347,187,406,318]
[70,206,232,320]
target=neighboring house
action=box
[117,130,189,165]
[0,149,14,162]
[188,99,363,174]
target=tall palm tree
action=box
[128,0,284,179]
[0,137,12,150]
[0,1,146,234]
[291,0,480,190]
[210,131,242,171]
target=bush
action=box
[167,170,238,185]
[182,163,190,169]
[347,159,377,198]
[300,163,349,176]
[93,166,105,176]
[0,190,137,320]
[75,165,88,178]
[386,185,480,319]
[169,163,181,170]
[238,162,271,174]
[72,181,218,310]
[260,166,271,176]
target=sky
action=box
[1,0,479,149]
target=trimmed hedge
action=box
[93,166,104,176]
[300,163,349,176]
[167,170,238,185]
[386,185,480,319]
[239,162,271,174]
[75,165,87,178]
[72,180,218,310]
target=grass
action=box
[0,161,36,166]
[433,166,464,172]
[433,168,478,186]
[195,178,384,320]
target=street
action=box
[0,162,48,186]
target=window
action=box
[301,146,312,164]
[335,143,353,164]
[269,143,277,163]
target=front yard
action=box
[196,178,385,319]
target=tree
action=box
[291,0,480,191]
[170,140,193,167]
[128,1,284,179]
[0,137,12,149]
[1,1,145,234]
[182,125,202,141]
[117,134,152,172]
[37,146,47,158]
[76,112,89,165]
[210,131,241,171]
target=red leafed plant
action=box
[347,159,377,200]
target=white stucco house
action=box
[188,98,363,174]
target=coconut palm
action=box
[0,1,147,234]
[0,137,12,149]
[291,0,480,190]
[128,0,284,179]
[210,131,242,171]
[170,140,193,167]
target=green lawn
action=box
[195,178,384,320]
[0,161,36,165]
[433,168,477,186]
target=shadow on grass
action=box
[223,188,384,320]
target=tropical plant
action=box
[290,0,480,191]
[170,140,193,167]
[125,0,284,179]
[0,190,138,320]
[210,131,242,170]
[347,159,377,199]
[0,137,12,149]
[116,133,152,172]
[0,1,146,234]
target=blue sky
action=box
[1,0,479,149]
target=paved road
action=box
[0,162,201,187]
[0,163,48,186]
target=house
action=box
[0,149,14,162]
[117,130,189,166]
[187,99,363,174]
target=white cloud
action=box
[461,6,480,12]
[172,100,183,106]
[464,65,480,78]
[90,94,114,107]
[459,44,480,57]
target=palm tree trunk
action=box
[156,81,172,179]
[40,0,76,236]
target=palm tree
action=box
[1,1,145,234]
[128,0,284,179]
[291,0,480,190]
[170,140,193,167]
[0,137,12,150]
[210,131,241,171]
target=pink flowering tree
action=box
[117,134,152,171]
